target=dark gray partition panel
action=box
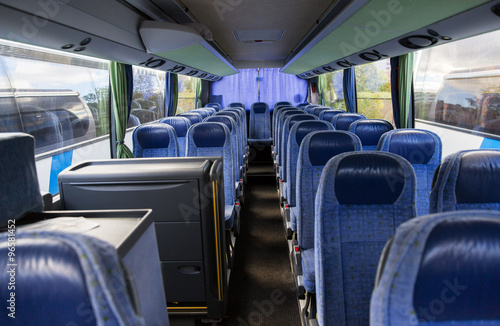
[58,157,228,321]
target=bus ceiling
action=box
[0,0,499,80]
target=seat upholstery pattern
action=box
[371,210,500,326]
[273,108,301,151]
[315,151,416,326]
[177,112,203,125]
[378,129,442,216]
[159,116,192,156]
[0,230,145,326]
[133,123,179,158]
[228,102,245,110]
[319,109,346,122]
[186,122,236,228]
[225,107,248,151]
[205,103,222,112]
[0,133,43,226]
[249,102,271,141]
[348,119,394,150]
[429,149,500,214]
[331,113,367,130]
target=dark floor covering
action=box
[220,163,301,326]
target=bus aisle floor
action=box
[220,163,301,326]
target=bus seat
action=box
[429,149,500,213]
[191,108,211,119]
[20,105,63,150]
[216,110,247,170]
[177,112,203,125]
[273,107,299,154]
[228,102,245,110]
[297,102,309,109]
[331,113,366,130]
[284,121,334,237]
[274,109,303,168]
[127,114,141,128]
[312,107,330,117]
[224,107,249,171]
[0,230,145,326]
[280,114,317,203]
[249,102,272,145]
[186,122,239,231]
[348,119,394,150]
[132,123,179,158]
[0,132,43,226]
[371,210,500,326]
[295,131,362,295]
[318,109,346,122]
[159,116,192,156]
[202,107,216,115]
[274,101,292,110]
[205,103,222,112]
[131,108,157,123]
[204,115,243,198]
[377,129,442,216]
[315,151,416,326]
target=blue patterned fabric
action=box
[331,113,366,130]
[0,133,43,226]
[286,120,333,207]
[279,113,310,180]
[315,152,416,326]
[371,210,500,326]
[0,230,145,326]
[205,103,222,112]
[305,104,320,114]
[132,123,179,158]
[177,112,203,125]
[159,116,192,156]
[272,106,295,140]
[215,110,245,172]
[378,129,441,216]
[293,130,362,236]
[302,248,315,293]
[228,102,245,110]
[348,119,394,151]
[273,108,301,151]
[312,107,329,117]
[319,109,346,122]
[224,107,248,155]
[186,122,236,228]
[429,149,500,214]
[249,102,271,141]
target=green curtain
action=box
[398,52,414,128]
[196,77,202,108]
[110,61,134,158]
[317,74,327,105]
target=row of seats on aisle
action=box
[131,103,248,234]
[271,103,500,325]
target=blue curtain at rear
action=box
[258,68,308,109]
[211,69,259,109]
[343,67,357,113]
[210,68,308,110]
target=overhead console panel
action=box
[282,0,500,78]
[0,0,231,80]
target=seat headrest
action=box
[308,131,361,166]
[295,121,332,146]
[204,116,234,132]
[252,102,268,113]
[413,218,500,322]
[332,113,366,130]
[215,111,239,122]
[205,103,222,111]
[229,102,245,108]
[0,133,43,226]
[159,117,191,137]
[178,112,202,124]
[275,101,292,108]
[191,122,227,147]
[349,119,393,146]
[135,124,173,149]
[335,152,406,205]
[288,114,316,128]
[455,151,500,203]
[387,130,437,164]
[320,109,345,121]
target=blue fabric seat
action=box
[319,109,346,122]
[377,129,442,216]
[249,102,272,144]
[228,102,246,110]
[371,210,500,326]
[0,133,43,225]
[297,102,309,109]
[132,123,179,158]
[274,101,292,109]
[315,151,416,326]
[204,115,242,194]
[186,122,237,229]
[275,109,304,167]
[348,119,394,150]
[429,149,500,214]
[225,107,248,151]
[296,131,363,294]
[273,107,299,152]
[159,116,192,156]
[191,108,212,119]
[127,114,141,128]
[331,113,366,130]
[216,110,246,171]
[201,107,216,115]
[177,112,203,125]
[305,104,321,114]
[312,107,330,117]
[0,230,146,326]
[205,103,222,112]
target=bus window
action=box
[415,29,500,142]
[322,70,346,111]
[177,75,199,114]
[355,59,393,122]
[132,66,166,123]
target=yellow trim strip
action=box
[213,180,222,300]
